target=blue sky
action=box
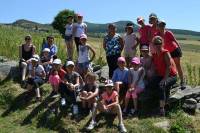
[0,0,200,31]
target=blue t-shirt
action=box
[42,43,57,57]
[112,67,129,84]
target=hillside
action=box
[3,19,200,36]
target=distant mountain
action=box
[4,19,200,36]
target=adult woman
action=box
[150,36,177,116]
[19,35,36,82]
[103,24,124,78]
[157,20,185,89]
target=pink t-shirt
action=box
[101,91,118,105]
[138,25,151,45]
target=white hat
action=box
[31,54,40,62]
[43,48,50,52]
[105,80,114,87]
[53,59,62,65]
[66,61,75,67]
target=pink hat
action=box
[80,34,87,39]
[131,57,140,65]
[137,17,144,23]
[117,57,125,63]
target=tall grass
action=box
[185,63,200,86]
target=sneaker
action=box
[118,123,127,133]
[87,120,97,130]
[180,81,186,90]
[61,98,66,106]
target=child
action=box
[59,61,80,115]
[123,23,139,67]
[26,54,46,101]
[112,57,129,102]
[40,48,52,76]
[87,80,127,133]
[65,15,74,60]
[140,45,155,82]
[49,69,61,97]
[77,34,95,78]
[137,17,151,49]
[80,72,99,113]
[123,57,145,115]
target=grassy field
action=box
[0,25,200,132]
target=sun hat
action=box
[117,57,126,63]
[53,59,62,65]
[31,54,40,62]
[153,36,163,45]
[149,13,158,19]
[66,61,75,67]
[137,17,144,23]
[105,80,114,87]
[80,34,87,39]
[42,48,50,53]
[131,57,140,65]
[140,45,149,51]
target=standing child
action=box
[65,15,74,61]
[80,72,99,113]
[112,57,129,102]
[49,69,61,97]
[77,34,95,78]
[87,80,127,133]
[123,23,139,67]
[123,57,145,115]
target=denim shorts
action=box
[78,62,90,70]
[65,35,73,42]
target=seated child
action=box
[123,57,145,115]
[77,34,95,78]
[80,72,99,113]
[49,69,61,97]
[26,54,46,101]
[40,48,53,76]
[59,61,80,115]
[87,80,127,133]
[112,57,129,102]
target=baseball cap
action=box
[31,54,40,62]
[117,57,126,63]
[80,34,87,39]
[131,57,140,65]
[53,59,62,65]
[149,13,158,19]
[66,61,75,67]
[42,48,50,52]
[153,36,163,45]
[105,80,114,87]
[158,20,166,26]
[140,45,149,51]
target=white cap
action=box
[105,80,114,87]
[43,48,50,52]
[66,61,75,66]
[53,59,62,65]
[31,54,40,62]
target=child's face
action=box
[149,17,157,25]
[43,51,49,57]
[140,50,149,57]
[80,38,87,44]
[106,87,113,95]
[131,63,140,70]
[53,70,58,75]
[66,65,74,73]
[158,25,165,32]
[78,16,83,23]
[118,61,126,69]
[86,76,95,84]
[67,17,73,23]
[137,21,144,26]
[126,27,133,34]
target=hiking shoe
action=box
[118,123,127,133]
[180,81,186,90]
[87,120,97,130]
[61,98,66,106]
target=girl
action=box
[49,69,61,97]
[123,57,145,115]
[87,80,127,133]
[123,23,139,67]
[77,34,95,78]
[65,15,74,60]
[40,48,52,77]
[80,72,99,113]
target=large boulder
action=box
[0,57,18,82]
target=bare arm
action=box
[134,68,144,86]
[88,45,96,62]
[87,88,99,100]
[19,45,23,60]
[107,94,119,108]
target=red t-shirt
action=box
[156,30,179,52]
[58,68,66,80]
[152,49,177,77]
[138,25,151,45]
[101,91,118,105]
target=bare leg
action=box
[124,97,129,112]
[21,62,27,81]
[112,104,123,125]
[81,91,88,109]
[173,57,184,82]
[133,98,138,110]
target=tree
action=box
[52,9,75,37]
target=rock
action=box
[154,120,170,131]
[182,98,197,115]
[0,59,18,82]
[99,65,109,82]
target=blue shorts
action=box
[65,35,73,42]
[78,62,90,70]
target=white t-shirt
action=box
[78,44,90,63]
[73,22,87,37]
[29,64,45,79]
[65,23,73,36]
[123,33,137,53]
[129,67,145,89]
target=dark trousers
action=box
[59,82,76,104]
[74,37,80,53]
[147,76,177,101]
[106,54,121,78]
